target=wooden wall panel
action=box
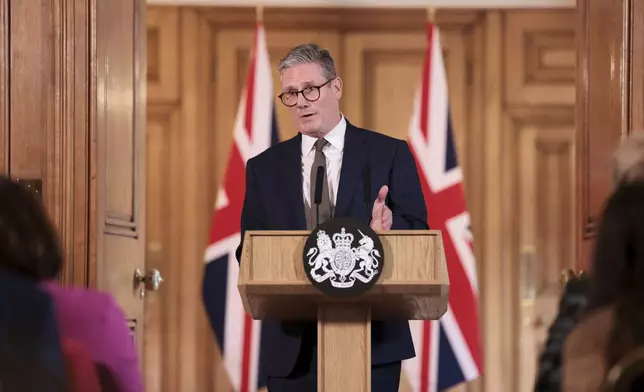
[147,9,179,103]
[480,13,505,392]
[501,10,577,392]
[576,0,623,270]
[99,0,140,236]
[92,0,147,356]
[0,0,7,173]
[504,13,575,106]
[631,1,644,134]
[10,1,51,181]
[8,0,90,286]
[576,0,644,270]
[178,10,214,391]
[145,10,183,392]
[145,7,215,392]
[145,104,182,392]
[505,108,575,392]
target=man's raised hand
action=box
[370,185,392,231]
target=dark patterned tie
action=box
[309,138,332,229]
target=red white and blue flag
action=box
[202,22,278,392]
[403,22,483,392]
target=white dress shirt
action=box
[301,115,346,211]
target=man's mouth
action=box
[301,113,315,118]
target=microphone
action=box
[363,163,371,222]
[314,166,325,226]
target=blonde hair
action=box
[614,132,644,183]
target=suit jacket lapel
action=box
[335,122,367,218]
[280,133,307,230]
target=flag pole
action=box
[427,7,436,23]
[256,5,264,23]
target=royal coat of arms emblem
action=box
[302,217,385,298]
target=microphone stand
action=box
[314,166,324,227]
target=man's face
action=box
[279,63,343,137]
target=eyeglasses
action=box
[278,79,334,107]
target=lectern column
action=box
[318,304,371,392]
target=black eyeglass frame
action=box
[278,78,334,107]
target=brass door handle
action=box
[134,268,164,299]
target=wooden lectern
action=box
[237,229,449,392]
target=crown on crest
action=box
[332,228,354,248]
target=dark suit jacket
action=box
[236,120,429,377]
[0,272,69,392]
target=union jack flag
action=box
[402,22,483,391]
[201,22,278,392]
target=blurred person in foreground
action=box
[534,131,644,392]
[562,180,644,391]
[0,177,143,392]
[0,272,69,392]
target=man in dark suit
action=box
[236,43,428,392]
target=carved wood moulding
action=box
[199,7,482,31]
[7,0,91,286]
[0,0,7,173]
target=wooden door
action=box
[93,0,150,361]
[0,0,150,374]
[4,0,92,286]
[575,0,644,270]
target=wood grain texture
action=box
[575,0,644,270]
[318,304,371,392]
[238,230,449,321]
[0,0,7,173]
[91,0,147,363]
[9,0,90,286]
[238,230,447,392]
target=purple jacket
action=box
[41,281,143,392]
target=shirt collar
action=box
[301,115,347,156]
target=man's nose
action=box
[296,93,309,109]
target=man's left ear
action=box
[333,77,343,98]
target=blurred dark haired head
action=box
[0,176,61,280]
[587,180,644,309]
[586,180,644,368]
